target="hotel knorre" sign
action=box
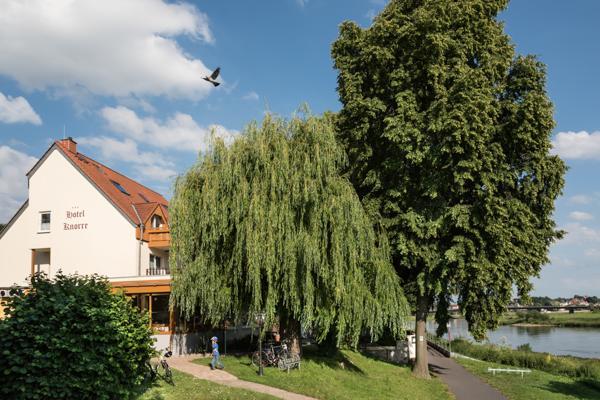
[64,208,88,230]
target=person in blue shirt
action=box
[210,336,224,370]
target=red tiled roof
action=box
[55,140,168,225]
[132,202,169,225]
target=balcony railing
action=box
[146,268,170,276]
[147,226,170,249]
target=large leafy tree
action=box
[169,113,409,352]
[332,0,565,377]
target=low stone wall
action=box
[362,341,410,365]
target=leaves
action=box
[332,0,566,340]
[170,112,409,346]
[0,273,154,400]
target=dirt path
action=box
[169,355,317,400]
[428,347,507,400]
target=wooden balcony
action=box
[147,227,170,249]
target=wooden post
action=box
[30,249,36,277]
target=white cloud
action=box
[0,146,38,222]
[77,136,177,182]
[551,131,600,160]
[242,91,259,101]
[296,0,308,7]
[0,92,42,125]
[0,0,217,100]
[561,223,600,244]
[569,195,593,205]
[365,9,377,21]
[101,106,238,152]
[569,211,594,221]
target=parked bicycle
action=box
[146,348,173,384]
[251,340,300,371]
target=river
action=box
[427,318,600,359]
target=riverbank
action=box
[500,311,600,328]
[451,339,600,384]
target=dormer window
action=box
[40,212,51,232]
[151,215,163,229]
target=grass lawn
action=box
[455,357,600,400]
[136,369,278,400]
[195,349,452,400]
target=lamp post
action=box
[255,312,266,376]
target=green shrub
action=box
[451,338,600,383]
[0,273,154,400]
[514,311,551,324]
[516,343,532,352]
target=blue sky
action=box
[0,0,599,297]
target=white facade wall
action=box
[0,149,145,287]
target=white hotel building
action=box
[0,138,174,337]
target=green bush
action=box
[451,338,600,386]
[516,343,532,352]
[0,273,154,400]
[514,311,551,324]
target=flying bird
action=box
[203,67,221,87]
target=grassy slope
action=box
[196,350,452,400]
[456,357,600,400]
[136,370,277,400]
[500,311,600,327]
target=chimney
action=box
[59,137,77,154]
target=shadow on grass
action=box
[230,347,366,375]
[300,346,365,374]
[545,379,600,400]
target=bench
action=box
[487,367,531,378]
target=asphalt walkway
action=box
[169,355,317,400]
[428,347,507,400]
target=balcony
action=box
[145,268,170,276]
[147,227,170,249]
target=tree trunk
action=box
[280,313,302,355]
[412,293,430,379]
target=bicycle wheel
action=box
[277,358,288,371]
[161,360,173,384]
[144,361,157,383]
[251,351,265,367]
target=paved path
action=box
[169,355,317,400]
[428,347,507,400]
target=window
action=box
[139,193,150,203]
[110,180,130,196]
[40,212,51,232]
[130,294,170,333]
[150,254,161,269]
[151,215,163,228]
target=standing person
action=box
[210,336,224,370]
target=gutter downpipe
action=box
[132,205,144,276]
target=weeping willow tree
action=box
[170,112,409,351]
